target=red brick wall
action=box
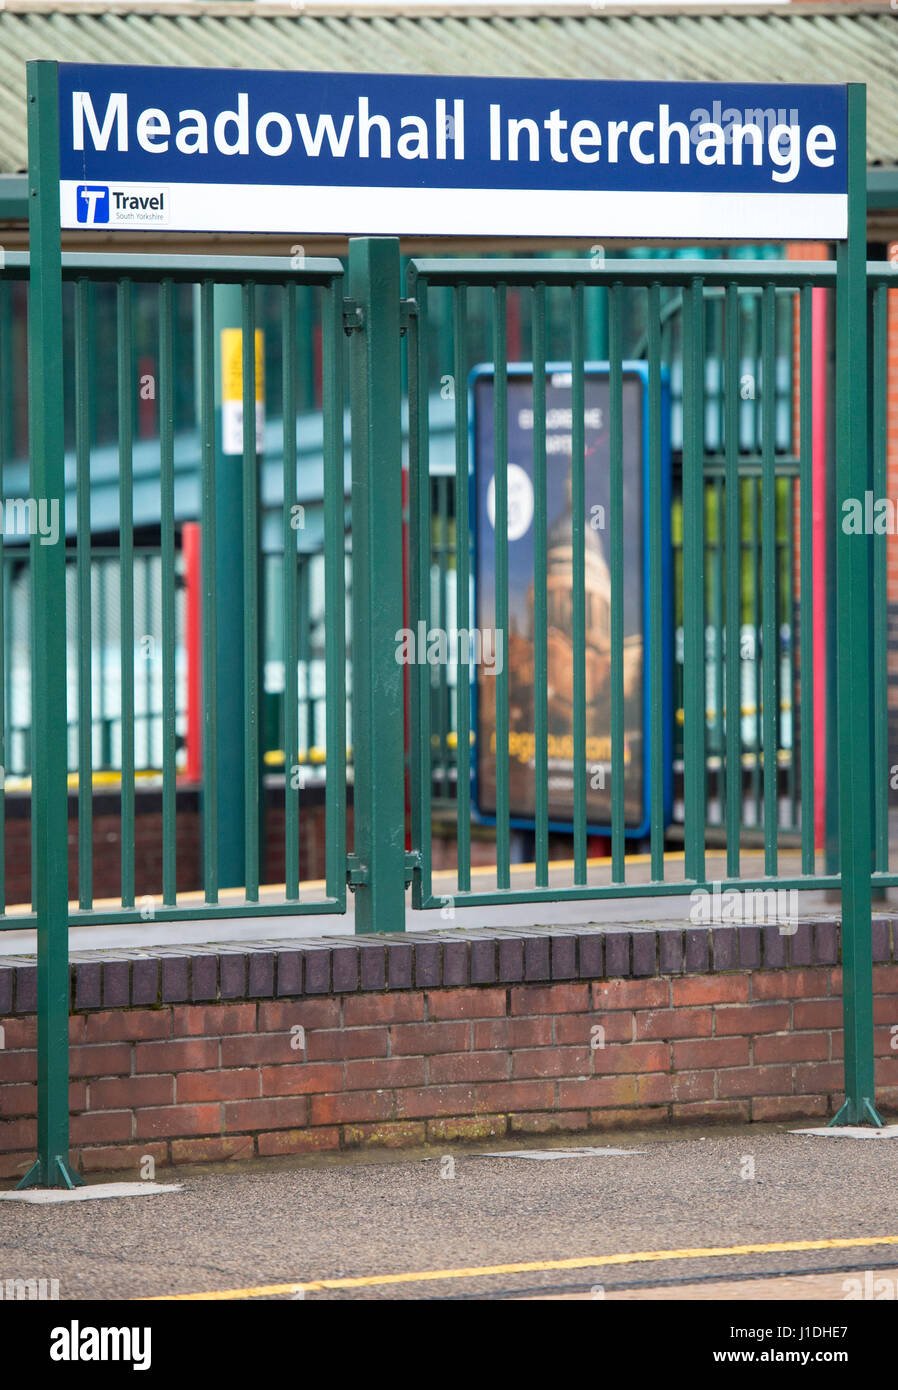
[3,950,896,1180]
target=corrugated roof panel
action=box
[0,5,894,173]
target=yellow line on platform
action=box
[141,1235,898,1300]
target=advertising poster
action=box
[472,363,671,837]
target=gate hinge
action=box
[399,298,418,337]
[342,298,364,335]
[346,853,368,890]
[405,849,421,883]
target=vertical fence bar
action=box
[798,285,815,876]
[571,282,588,884]
[647,282,665,882]
[532,282,549,886]
[683,277,706,884]
[832,83,881,1127]
[322,276,346,907]
[712,476,725,818]
[75,278,92,911]
[349,238,406,930]
[724,282,741,878]
[436,474,449,796]
[408,273,433,907]
[18,60,83,1188]
[0,282,8,909]
[453,283,472,893]
[493,281,511,891]
[608,281,625,883]
[242,281,260,901]
[783,477,798,833]
[200,280,218,903]
[751,474,763,827]
[117,279,135,908]
[142,554,152,767]
[761,282,778,877]
[282,280,300,900]
[872,281,888,873]
[159,279,176,905]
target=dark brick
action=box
[161,955,189,1004]
[219,953,247,1000]
[789,922,813,967]
[631,933,656,977]
[604,933,630,978]
[763,923,788,968]
[551,936,577,980]
[359,945,385,991]
[684,929,710,973]
[332,947,360,994]
[872,918,890,963]
[276,951,303,997]
[498,938,524,983]
[738,925,762,970]
[814,920,839,966]
[74,962,102,1010]
[524,935,550,982]
[579,933,603,980]
[387,943,413,990]
[413,942,440,990]
[248,951,275,998]
[658,930,683,975]
[471,940,497,985]
[16,965,37,1013]
[131,958,159,1007]
[190,955,218,1002]
[442,940,468,987]
[103,960,131,1009]
[0,967,12,1015]
[711,928,737,972]
[303,949,331,995]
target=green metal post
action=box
[194,284,246,889]
[18,60,83,1189]
[348,238,406,932]
[830,83,883,1128]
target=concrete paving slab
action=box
[790,1124,898,1140]
[0,1182,183,1204]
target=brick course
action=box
[1,919,896,1180]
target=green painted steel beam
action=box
[348,237,406,933]
[16,60,83,1191]
[830,84,883,1131]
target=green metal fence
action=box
[8,70,888,1189]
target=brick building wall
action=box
[1,921,896,1180]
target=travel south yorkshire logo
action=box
[76,183,169,225]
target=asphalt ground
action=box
[3,1121,898,1303]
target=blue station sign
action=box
[57,65,848,238]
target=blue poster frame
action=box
[468,359,672,840]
